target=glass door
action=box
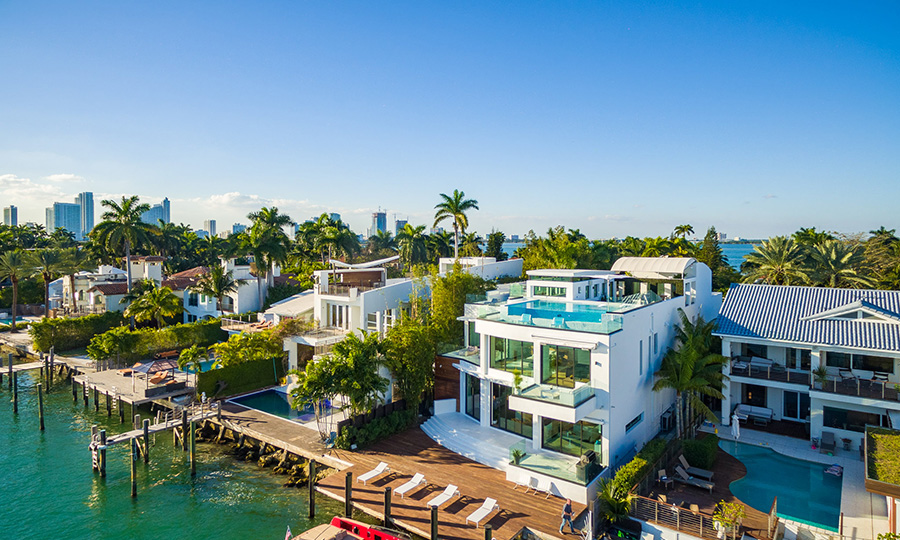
[465,374,481,421]
[783,391,811,421]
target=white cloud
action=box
[0,174,70,223]
[43,173,85,183]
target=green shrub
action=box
[196,356,286,398]
[30,311,126,352]
[614,438,668,489]
[683,434,719,470]
[335,408,416,450]
[86,319,226,363]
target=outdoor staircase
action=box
[420,413,513,471]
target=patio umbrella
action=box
[731,413,741,440]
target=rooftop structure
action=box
[438,257,523,281]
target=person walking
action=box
[559,498,577,534]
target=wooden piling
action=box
[99,429,107,477]
[83,383,88,407]
[48,349,54,387]
[118,397,124,423]
[134,414,141,431]
[38,383,45,431]
[344,472,353,518]
[143,419,150,463]
[430,506,439,540]
[1,353,4,385]
[485,524,492,540]
[72,377,77,403]
[308,459,317,519]
[7,353,12,389]
[189,421,196,476]
[93,386,99,412]
[130,438,137,498]
[181,409,188,451]
[106,391,111,416]
[383,487,392,528]
[12,372,18,414]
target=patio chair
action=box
[513,473,533,492]
[395,473,426,498]
[324,431,337,450]
[674,466,714,493]
[657,469,673,489]
[820,431,837,454]
[425,484,460,508]
[678,455,715,480]
[357,462,390,485]
[465,498,499,527]
[839,369,857,382]
[533,477,553,499]
[149,371,167,385]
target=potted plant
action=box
[511,448,525,465]
[713,501,745,540]
[512,369,523,394]
[813,365,829,390]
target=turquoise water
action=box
[721,441,842,531]
[721,244,759,270]
[232,390,332,423]
[508,299,607,323]
[0,372,343,540]
[184,359,217,373]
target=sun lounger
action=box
[357,462,390,485]
[674,465,714,493]
[678,455,715,480]
[395,473,426,498]
[425,484,460,508]
[466,498,499,527]
[149,371,167,385]
[117,368,133,377]
[820,431,836,454]
[533,477,552,499]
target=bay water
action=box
[0,371,342,540]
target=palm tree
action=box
[460,232,483,257]
[124,282,182,328]
[247,207,294,302]
[192,265,247,314]
[618,236,645,257]
[792,227,835,247]
[426,230,453,263]
[742,236,809,285]
[91,196,154,293]
[29,248,67,319]
[320,223,360,262]
[673,224,694,240]
[653,309,727,439]
[641,237,672,257]
[366,229,398,259]
[808,240,875,289]
[396,224,428,267]
[433,189,479,259]
[0,251,32,332]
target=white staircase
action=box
[420,413,518,471]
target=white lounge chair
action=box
[466,498,499,527]
[513,473,533,492]
[533,477,552,498]
[425,484,460,508]
[674,465,714,493]
[678,455,714,480]
[357,462,390,485]
[395,473,426,498]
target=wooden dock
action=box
[106,409,219,445]
[73,369,194,406]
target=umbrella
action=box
[731,413,741,440]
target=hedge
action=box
[196,356,286,398]
[30,311,125,352]
[683,434,719,470]
[335,408,417,450]
[87,319,226,363]
[615,437,668,490]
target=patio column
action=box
[480,378,490,428]
[532,415,542,449]
[721,380,732,426]
[375,311,383,336]
[480,333,489,374]
[811,349,822,371]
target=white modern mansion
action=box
[429,257,721,503]
[716,284,900,452]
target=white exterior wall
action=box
[439,257,524,280]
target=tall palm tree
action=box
[426,230,453,263]
[742,236,809,285]
[124,282,182,328]
[247,207,294,302]
[459,232,483,257]
[0,251,32,332]
[641,236,672,257]
[808,240,875,289]
[29,248,68,319]
[396,224,428,267]
[366,229,398,259]
[652,310,728,438]
[192,265,247,313]
[673,224,694,240]
[320,223,360,262]
[618,236,645,257]
[152,219,182,259]
[91,196,154,293]
[433,189,479,259]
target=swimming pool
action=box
[507,300,608,323]
[183,359,217,373]
[231,389,330,423]
[721,441,842,531]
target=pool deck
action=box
[706,423,889,540]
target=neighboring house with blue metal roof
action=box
[715,283,900,452]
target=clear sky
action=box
[1,1,898,239]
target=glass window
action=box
[491,383,532,438]
[826,352,851,369]
[465,374,481,421]
[532,285,566,297]
[786,348,811,370]
[490,337,534,377]
[541,345,590,388]
[467,321,479,348]
[823,406,887,432]
[653,333,659,355]
[742,343,767,358]
[542,419,602,458]
[625,413,643,433]
[852,354,894,374]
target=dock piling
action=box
[93,386,99,412]
[49,349,54,387]
[130,438,137,498]
[118,397,124,423]
[13,372,18,414]
[134,414,140,431]
[344,472,353,518]
[37,383,45,431]
[485,524,492,540]
[106,391,111,416]
[181,409,188,451]
[72,377,77,403]
[383,487,392,528]
[99,429,107,477]
[6,353,11,388]
[189,421,196,476]
[83,383,88,407]
[308,460,317,519]
[430,506,438,540]
[143,419,150,463]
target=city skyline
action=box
[1,2,898,239]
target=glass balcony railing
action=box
[517,383,595,407]
[508,441,604,486]
[474,304,623,334]
[441,345,480,365]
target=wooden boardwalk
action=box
[106,409,219,445]
[317,429,581,540]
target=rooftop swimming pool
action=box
[230,389,331,423]
[507,299,608,323]
[722,441,842,531]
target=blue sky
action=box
[1,1,898,239]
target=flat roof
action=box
[526,269,617,278]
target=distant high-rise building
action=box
[141,198,171,225]
[204,220,217,237]
[75,192,93,238]
[371,210,387,237]
[717,232,727,242]
[46,202,82,239]
[329,213,341,223]
[394,219,408,235]
[195,230,209,239]
[232,223,247,234]
[3,205,17,226]
[510,234,520,243]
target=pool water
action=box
[722,441,842,531]
[183,359,216,373]
[507,299,607,323]
[231,389,330,423]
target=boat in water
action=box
[291,517,410,540]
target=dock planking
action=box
[105,410,219,445]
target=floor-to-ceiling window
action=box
[491,383,532,438]
[465,374,481,420]
[541,419,602,459]
[782,391,811,421]
[490,337,534,377]
[467,322,479,348]
[541,345,590,388]
[742,384,767,408]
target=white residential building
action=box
[438,257,523,280]
[716,284,900,452]
[182,259,273,323]
[428,257,721,504]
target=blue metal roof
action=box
[715,284,900,352]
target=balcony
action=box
[508,440,604,486]
[517,383,594,407]
[729,359,810,386]
[730,359,900,402]
[813,376,899,402]
[509,384,597,423]
[441,345,480,365]
[318,282,385,296]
